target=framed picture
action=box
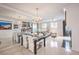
[0,21,12,30]
[14,24,18,29]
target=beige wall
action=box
[66,4,79,51]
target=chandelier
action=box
[32,8,42,23]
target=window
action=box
[33,23,37,33]
[42,23,47,31]
[50,22,57,28]
[50,22,57,33]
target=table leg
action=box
[21,36,23,46]
[34,40,37,55]
[44,38,46,47]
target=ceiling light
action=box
[32,8,42,23]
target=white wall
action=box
[0,30,13,39]
[66,4,79,51]
[0,20,22,48]
[0,30,13,48]
[0,20,14,39]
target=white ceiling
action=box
[0,3,69,22]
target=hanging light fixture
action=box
[32,8,42,34]
[32,8,42,23]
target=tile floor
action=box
[0,36,79,55]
